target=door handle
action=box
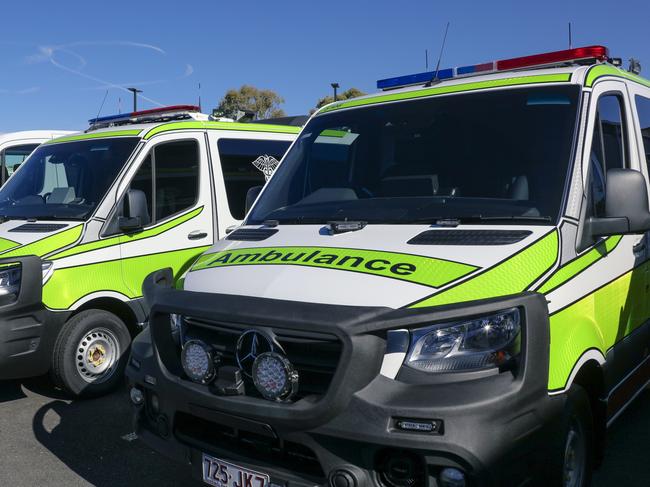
[188,230,208,241]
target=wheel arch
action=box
[572,358,607,467]
[73,297,143,336]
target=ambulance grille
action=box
[226,228,279,241]
[9,223,68,233]
[407,229,531,246]
[183,317,342,399]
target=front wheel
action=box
[546,384,594,487]
[52,309,131,398]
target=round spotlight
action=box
[181,340,215,384]
[252,352,299,401]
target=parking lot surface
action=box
[0,376,649,486]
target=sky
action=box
[1,0,649,132]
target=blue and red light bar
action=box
[89,105,201,125]
[377,45,609,90]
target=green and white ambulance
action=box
[128,47,650,486]
[0,105,299,396]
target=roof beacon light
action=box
[496,45,609,71]
[89,105,201,127]
[377,45,610,90]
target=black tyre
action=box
[52,309,131,398]
[546,384,594,487]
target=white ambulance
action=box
[130,47,650,487]
[0,105,299,397]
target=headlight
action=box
[405,308,521,373]
[0,264,21,298]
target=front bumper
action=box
[127,269,565,487]
[0,256,69,380]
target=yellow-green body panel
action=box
[0,225,83,259]
[411,230,559,308]
[548,262,648,390]
[537,236,622,294]
[42,246,210,310]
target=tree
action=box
[313,87,366,113]
[215,85,286,120]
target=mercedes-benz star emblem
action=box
[236,329,278,378]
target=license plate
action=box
[202,453,269,487]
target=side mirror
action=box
[245,185,263,215]
[589,168,650,237]
[118,189,150,232]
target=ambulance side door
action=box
[114,132,214,297]
[628,86,650,325]
[583,80,649,397]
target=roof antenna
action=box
[425,49,429,70]
[198,82,202,112]
[426,21,450,87]
[568,22,572,49]
[87,89,109,132]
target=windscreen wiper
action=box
[471,215,552,223]
[396,215,553,225]
[28,215,86,221]
[263,217,329,225]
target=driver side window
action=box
[588,94,628,218]
[128,139,199,225]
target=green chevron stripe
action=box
[0,225,83,259]
[410,230,559,308]
[191,246,477,288]
[0,237,20,253]
[537,235,622,294]
[584,64,650,89]
[46,130,142,144]
[318,73,573,114]
[50,206,204,260]
[144,121,300,140]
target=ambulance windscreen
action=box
[0,137,139,221]
[248,85,580,226]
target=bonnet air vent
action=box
[9,223,68,233]
[226,228,279,242]
[407,229,532,246]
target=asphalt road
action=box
[0,377,649,486]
